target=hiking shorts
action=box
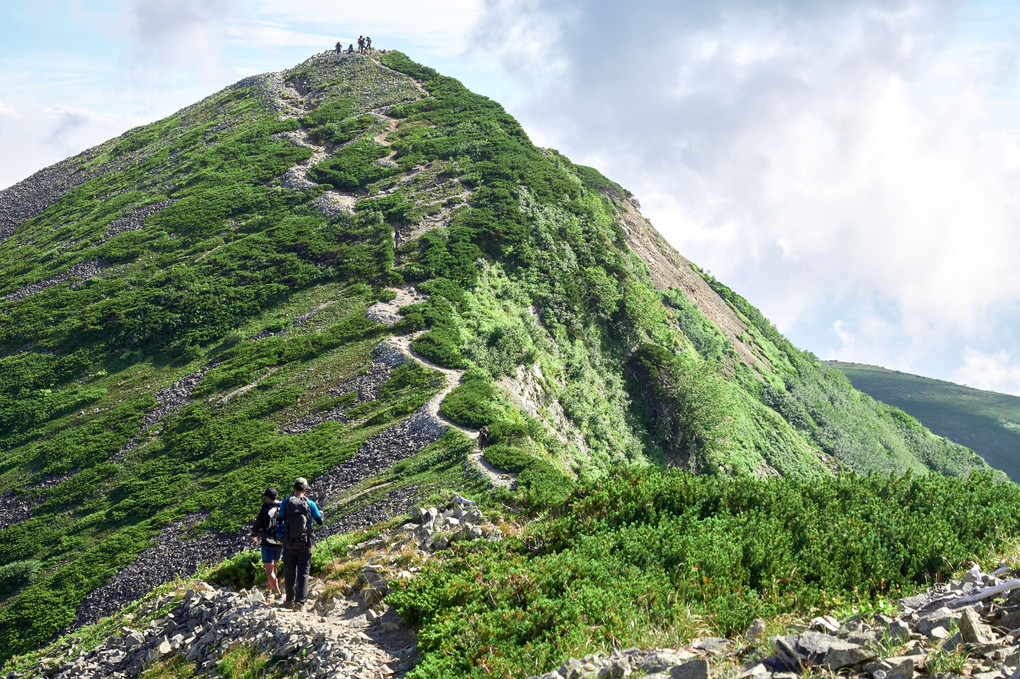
[261,545,283,564]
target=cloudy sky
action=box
[3,1,1020,395]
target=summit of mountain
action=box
[0,50,999,659]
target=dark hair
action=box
[263,487,278,500]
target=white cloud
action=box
[227,22,336,48]
[954,347,1020,396]
[473,0,1020,381]
[0,106,148,189]
[124,0,233,83]
[242,0,483,53]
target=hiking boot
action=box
[284,599,295,609]
[293,601,306,612]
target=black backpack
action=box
[262,503,281,546]
[283,496,313,550]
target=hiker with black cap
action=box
[278,477,324,610]
[250,487,283,598]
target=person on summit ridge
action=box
[335,41,342,54]
[278,477,324,610]
[250,487,283,598]
[358,35,365,53]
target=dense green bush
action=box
[308,141,396,190]
[439,372,501,428]
[626,344,733,472]
[0,561,43,597]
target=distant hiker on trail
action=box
[250,487,283,598]
[358,36,365,53]
[478,425,490,449]
[366,36,372,51]
[278,477,324,611]
[347,43,354,54]
[335,41,342,54]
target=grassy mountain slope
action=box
[828,361,1020,482]
[0,51,996,658]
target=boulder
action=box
[917,608,960,635]
[959,607,996,645]
[773,632,875,671]
[642,650,696,672]
[670,659,709,679]
[693,637,730,655]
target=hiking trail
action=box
[265,71,356,214]
[366,287,517,490]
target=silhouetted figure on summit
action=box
[358,36,365,53]
[366,36,372,51]
[347,43,354,54]
[335,41,342,54]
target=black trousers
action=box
[283,548,312,603]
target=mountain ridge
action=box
[0,49,1000,660]
[827,360,1020,481]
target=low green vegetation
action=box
[0,48,1002,662]
[392,467,1020,678]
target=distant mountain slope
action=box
[827,361,1020,482]
[0,50,995,658]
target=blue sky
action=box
[3,0,1020,395]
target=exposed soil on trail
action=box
[371,287,519,490]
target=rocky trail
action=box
[366,287,517,489]
[35,501,505,679]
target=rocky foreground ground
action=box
[13,504,1020,679]
[528,563,1020,679]
[13,499,502,679]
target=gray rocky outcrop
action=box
[0,473,75,533]
[102,199,176,240]
[0,156,101,246]
[39,581,417,679]
[347,497,503,558]
[2,259,107,302]
[110,365,214,462]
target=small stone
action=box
[737,663,771,679]
[744,618,766,641]
[884,656,917,679]
[693,637,730,654]
[808,616,840,633]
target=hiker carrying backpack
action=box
[250,487,283,598]
[277,477,323,610]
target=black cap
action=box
[263,487,278,500]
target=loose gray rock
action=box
[670,659,709,679]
